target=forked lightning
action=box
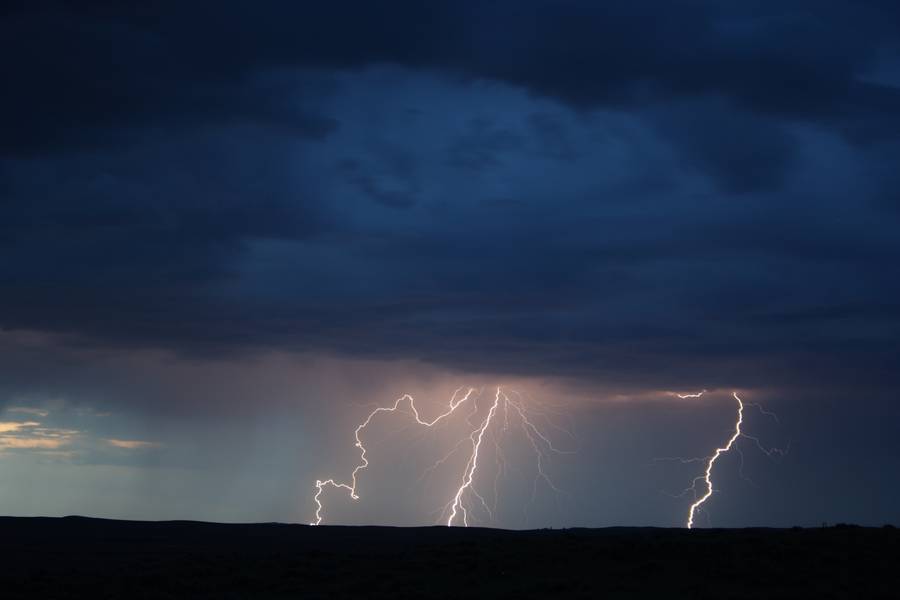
[665,391,787,528]
[311,386,571,526]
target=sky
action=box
[1,0,899,528]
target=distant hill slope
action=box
[0,517,897,598]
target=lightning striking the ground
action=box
[311,386,572,527]
[685,392,746,529]
[660,391,787,529]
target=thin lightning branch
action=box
[491,414,510,516]
[508,397,576,457]
[741,434,791,459]
[507,395,568,515]
[745,401,780,424]
[654,455,712,464]
[416,437,471,484]
[508,390,578,444]
[733,445,754,486]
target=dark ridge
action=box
[0,516,897,598]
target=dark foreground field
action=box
[1,517,897,599]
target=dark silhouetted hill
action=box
[0,516,897,598]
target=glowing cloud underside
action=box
[311,386,572,527]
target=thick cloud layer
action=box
[2,1,899,394]
[2,2,900,527]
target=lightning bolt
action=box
[660,391,787,529]
[311,386,572,527]
[674,390,707,399]
[311,387,476,525]
[446,388,502,526]
[685,392,746,529]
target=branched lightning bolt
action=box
[311,387,476,525]
[446,388,502,526]
[685,392,746,529]
[661,391,787,529]
[312,386,572,527]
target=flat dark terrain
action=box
[0,517,897,599]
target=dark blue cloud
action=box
[1,1,899,397]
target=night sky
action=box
[1,1,899,528]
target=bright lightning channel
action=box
[665,391,787,529]
[675,390,707,399]
[686,392,745,528]
[446,388,502,526]
[311,386,571,527]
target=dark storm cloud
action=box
[651,97,797,193]
[2,0,899,394]
[0,2,344,156]
[5,1,900,153]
